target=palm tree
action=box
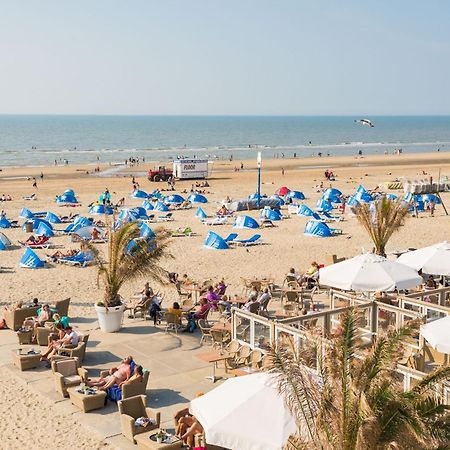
[269,309,450,450]
[91,221,172,307]
[352,196,410,257]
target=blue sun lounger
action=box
[224,233,238,243]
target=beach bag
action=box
[184,316,196,333]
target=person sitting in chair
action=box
[40,325,79,360]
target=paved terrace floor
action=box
[0,293,331,449]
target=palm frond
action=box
[352,196,410,256]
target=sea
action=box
[0,115,449,167]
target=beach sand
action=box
[1,151,450,447]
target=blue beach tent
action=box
[188,193,208,204]
[422,194,441,204]
[36,221,54,237]
[20,208,34,219]
[45,211,62,224]
[0,215,12,228]
[164,194,185,204]
[0,232,11,250]
[315,199,333,213]
[142,200,154,211]
[204,231,229,250]
[260,208,282,221]
[131,207,148,219]
[196,207,208,220]
[20,247,45,268]
[286,190,305,201]
[304,220,333,237]
[139,223,156,239]
[346,196,360,207]
[322,188,342,203]
[130,190,148,199]
[56,190,79,205]
[89,204,114,216]
[297,204,315,217]
[154,202,169,212]
[234,215,260,229]
[118,208,140,221]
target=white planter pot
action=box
[94,304,125,333]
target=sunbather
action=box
[46,248,78,262]
[217,205,230,216]
[40,325,79,360]
[23,304,52,330]
[91,228,101,240]
[87,356,133,389]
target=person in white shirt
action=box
[258,289,271,311]
[40,326,79,360]
[244,293,259,312]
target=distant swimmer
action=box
[354,119,374,127]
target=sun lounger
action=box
[157,213,174,222]
[232,234,262,246]
[322,211,343,222]
[22,194,37,201]
[57,251,94,267]
[224,233,238,242]
[18,236,52,249]
[202,217,228,226]
[171,227,195,237]
[261,219,276,228]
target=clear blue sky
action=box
[1,0,449,115]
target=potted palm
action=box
[91,221,171,332]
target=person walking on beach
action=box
[281,167,285,176]
[40,172,44,181]
[32,177,37,189]
[429,199,436,217]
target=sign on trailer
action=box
[173,159,209,179]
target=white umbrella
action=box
[190,372,297,450]
[319,253,422,292]
[420,316,450,354]
[397,241,450,276]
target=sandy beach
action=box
[1,151,450,448]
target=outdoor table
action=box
[211,322,232,333]
[135,430,183,450]
[196,350,231,382]
[11,348,41,371]
[67,386,107,412]
[182,285,202,303]
[229,296,247,306]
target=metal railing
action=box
[231,294,450,403]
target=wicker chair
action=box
[51,357,82,397]
[101,369,150,400]
[164,312,182,333]
[248,349,264,369]
[57,334,89,361]
[54,297,71,317]
[211,329,231,351]
[118,395,160,443]
[225,345,252,371]
[198,319,213,345]
[35,322,57,345]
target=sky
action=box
[1,1,450,115]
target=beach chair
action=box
[118,395,161,444]
[171,227,194,237]
[22,193,37,201]
[322,211,343,222]
[202,216,228,226]
[232,234,262,246]
[211,329,231,351]
[249,349,264,369]
[58,251,94,267]
[57,334,89,361]
[157,212,173,222]
[18,236,52,249]
[261,219,276,228]
[225,345,252,370]
[224,233,238,243]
